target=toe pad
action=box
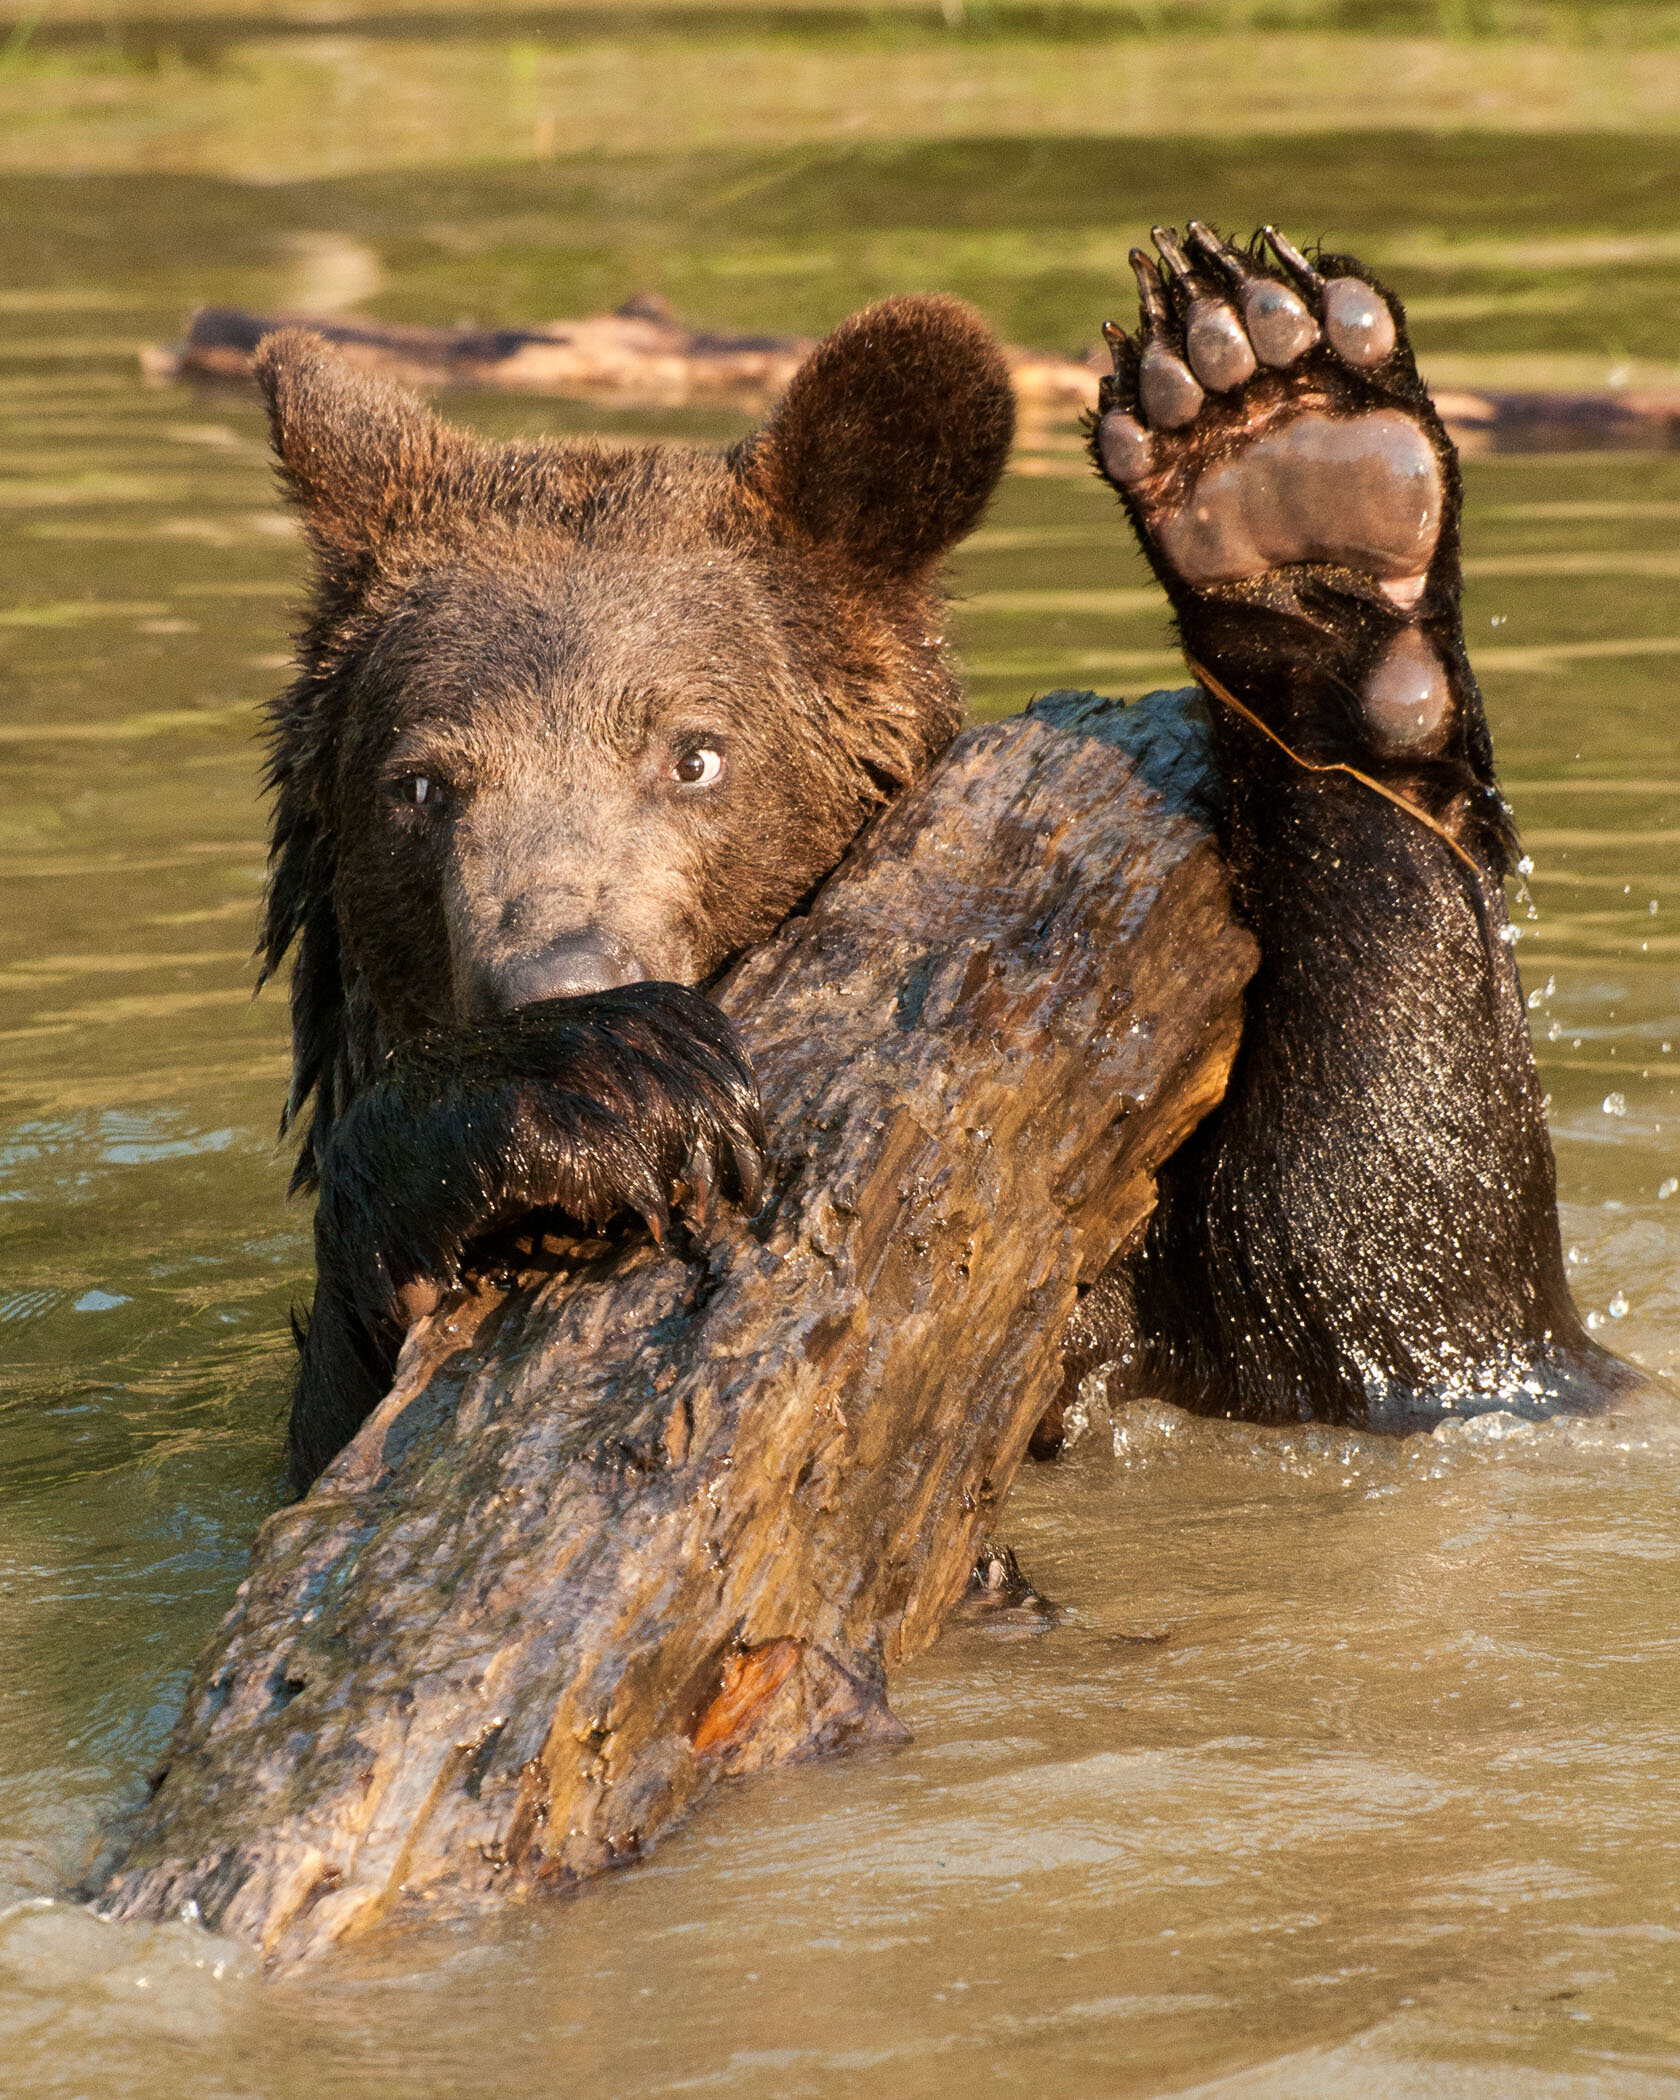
[1153,408,1443,590]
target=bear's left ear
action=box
[737,295,1015,576]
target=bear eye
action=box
[394,773,447,809]
[673,747,724,788]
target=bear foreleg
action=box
[1085,224,1644,1429]
[288,982,766,1489]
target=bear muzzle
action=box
[470,933,655,1016]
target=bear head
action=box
[253,299,1016,1180]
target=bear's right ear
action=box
[737,295,1015,576]
[253,329,479,575]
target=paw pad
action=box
[1093,222,1470,768]
[1322,278,1397,368]
[1184,298,1256,393]
[1361,628,1452,755]
[1096,222,1443,611]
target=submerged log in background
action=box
[143,297,1106,416]
[144,301,1680,453]
[97,688,1256,1970]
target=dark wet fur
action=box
[290,984,765,1485]
[255,298,1016,1488]
[263,232,1637,1494]
[1082,229,1639,1427]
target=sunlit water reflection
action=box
[1,182,1676,2096]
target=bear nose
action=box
[482,936,649,1013]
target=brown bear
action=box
[255,295,1017,1485]
[255,225,1637,1492]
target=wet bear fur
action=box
[1057,238,1641,1432]
[258,250,1638,1496]
[255,300,1017,1488]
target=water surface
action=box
[1,138,1677,2096]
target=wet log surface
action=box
[144,302,1680,452]
[96,687,1257,1971]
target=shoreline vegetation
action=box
[17,0,1680,33]
[11,4,1680,189]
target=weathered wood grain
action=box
[96,687,1255,1971]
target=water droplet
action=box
[1609,1292,1629,1318]
[1659,1178,1678,1201]
[1517,855,1534,877]
[1586,1309,1606,1330]
[1603,1092,1627,1117]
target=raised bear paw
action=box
[1093,224,1476,780]
[314,982,768,1343]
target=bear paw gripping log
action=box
[94,689,1254,1970]
[289,985,767,1486]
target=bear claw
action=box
[1259,224,1323,291]
[1185,224,1322,369]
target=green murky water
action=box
[2,110,1678,2098]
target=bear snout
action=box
[471,932,655,1016]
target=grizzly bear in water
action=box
[255,225,1636,1491]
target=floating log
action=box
[141,295,1105,415]
[143,300,1680,452]
[1429,384,1680,456]
[95,687,1256,1971]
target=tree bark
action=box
[96,687,1256,1971]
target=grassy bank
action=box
[2,4,1677,395]
[8,8,1680,182]
[14,0,1680,35]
